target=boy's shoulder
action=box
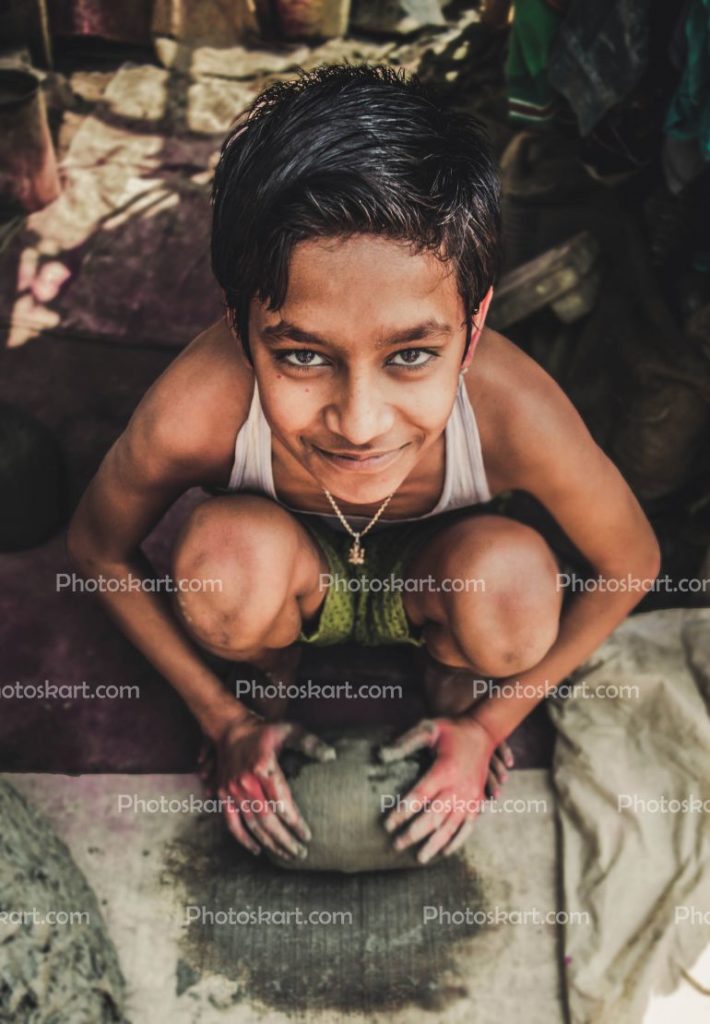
[469,328,595,495]
[125,317,253,488]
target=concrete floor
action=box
[8,771,565,1024]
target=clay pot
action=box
[268,727,434,873]
[0,66,61,213]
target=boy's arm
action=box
[469,348,661,745]
[380,341,660,862]
[68,338,334,861]
[67,385,251,743]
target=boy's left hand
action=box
[378,717,514,863]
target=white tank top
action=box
[226,375,491,531]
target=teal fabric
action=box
[665,0,710,161]
[506,0,565,123]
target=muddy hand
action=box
[378,717,499,863]
[217,715,336,861]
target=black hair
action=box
[210,63,501,363]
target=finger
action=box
[199,753,218,792]
[244,809,308,860]
[497,740,514,769]
[218,786,260,855]
[417,813,465,864]
[281,725,337,763]
[393,806,446,851]
[257,764,312,843]
[383,770,441,833]
[443,818,474,857]
[241,809,303,861]
[198,740,215,772]
[489,753,506,782]
[485,770,499,800]
[378,719,439,764]
[228,774,307,860]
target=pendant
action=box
[348,538,365,565]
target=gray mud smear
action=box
[165,813,506,1015]
[0,781,127,1024]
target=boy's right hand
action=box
[214,714,336,861]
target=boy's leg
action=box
[171,495,331,719]
[402,514,563,789]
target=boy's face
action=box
[250,234,477,507]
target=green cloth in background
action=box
[506,0,566,124]
[665,0,710,161]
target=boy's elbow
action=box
[641,531,662,583]
[632,531,661,596]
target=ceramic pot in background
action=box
[0,66,61,213]
[274,0,351,40]
[48,0,152,45]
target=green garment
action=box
[297,516,445,647]
[665,0,710,161]
[506,0,565,123]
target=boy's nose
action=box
[324,377,395,446]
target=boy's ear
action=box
[462,286,494,371]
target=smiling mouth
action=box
[312,443,409,471]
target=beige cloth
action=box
[151,0,260,46]
[548,608,710,1024]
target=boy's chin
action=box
[317,473,405,508]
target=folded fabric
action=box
[548,608,710,1024]
[506,0,567,125]
[548,0,651,136]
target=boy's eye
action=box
[388,348,436,368]
[277,349,328,368]
[275,347,439,371]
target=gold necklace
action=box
[323,489,394,565]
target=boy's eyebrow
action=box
[260,318,454,349]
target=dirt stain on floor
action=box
[165,814,508,1015]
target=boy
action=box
[68,65,660,866]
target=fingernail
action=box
[417,849,431,864]
[383,817,396,833]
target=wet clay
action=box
[0,782,126,1022]
[268,726,434,872]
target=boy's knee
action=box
[437,518,562,677]
[171,496,303,655]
